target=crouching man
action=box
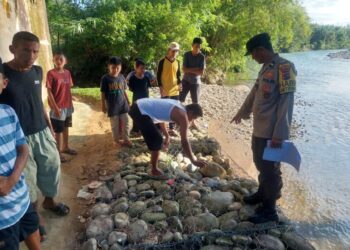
[129,98,207,179]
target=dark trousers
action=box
[179,80,200,104]
[252,136,283,210]
[161,95,179,130]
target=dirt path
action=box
[21,100,121,250]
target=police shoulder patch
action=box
[279,63,296,94]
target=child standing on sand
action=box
[46,52,77,163]
[100,57,132,147]
[128,59,152,134]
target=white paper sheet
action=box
[263,141,301,171]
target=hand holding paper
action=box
[263,141,301,171]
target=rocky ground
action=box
[78,129,314,250]
[328,49,350,59]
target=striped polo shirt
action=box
[0,104,30,230]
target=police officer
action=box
[231,33,296,223]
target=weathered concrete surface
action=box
[0,0,53,100]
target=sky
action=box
[300,0,350,25]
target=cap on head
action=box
[245,33,273,56]
[168,42,180,51]
[108,56,122,65]
[135,59,146,68]
[12,31,40,46]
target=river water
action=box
[265,50,350,249]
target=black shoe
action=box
[243,192,262,205]
[247,210,279,224]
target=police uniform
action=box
[237,33,297,217]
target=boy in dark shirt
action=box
[0,31,69,242]
[46,52,76,163]
[100,57,132,147]
[128,60,152,133]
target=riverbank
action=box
[67,84,314,249]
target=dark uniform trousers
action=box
[252,136,283,210]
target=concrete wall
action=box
[0,0,53,100]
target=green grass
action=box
[71,87,133,101]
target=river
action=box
[270,50,350,250]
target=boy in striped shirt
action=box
[0,60,40,250]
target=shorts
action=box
[129,104,163,151]
[25,127,61,202]
[50,107,73,133]
[179,80,200,104]
[0,204,39,250]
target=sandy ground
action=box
[21,99,123,250]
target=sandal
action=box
[62,149,77,155]
[39,225,47,242]
[44,202,70,216]
[60,154,68,163]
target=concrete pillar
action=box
[0,0,53,100]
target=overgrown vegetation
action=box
[45,0,349,85]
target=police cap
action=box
[245,33,273,56]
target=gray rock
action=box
[86,215,114,239]
[108,231,127,246]
[173,232,183,242]
[232,235,253,245]
[161,231,174,243]
[167,216,183,232]
[154,220,168,231]
[91,203,111,218]
[199,162,226,178]
[189,190,201,200]
[269,228,282,238]
[139,190,155,198]
[162,200,180,216]
[216,236,234,246]
[179,196,202,216]
[183,212,219,233]
[128,186,136,193]
[82,238,97,250]
[128,192,138,201]
[95,185,113,202]
[128,180,137,186]
[228,202,242,211]
[123,174,142,181]
[235,221,255,230]
[112,179,128,196]
[282,232,315,250]
[136,183,151,192]
[111,202,129,213]
[204,178,221,188]
[220,219,238,231]
[218,211,239,226]
[239,205,256,221]
[141,212,167,223]
[129,201,147,217]
[156,183,172,194]
[255,234,285,250]
[129,220,148,243]
[202,191,234,214]
[114,213,129,228]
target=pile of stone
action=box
[79,131,314,250]
[328,49,350,59]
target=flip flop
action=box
[60,154,68,163]
[39,225,47,242]
[62,149,77,155]
[44,203,70,216]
